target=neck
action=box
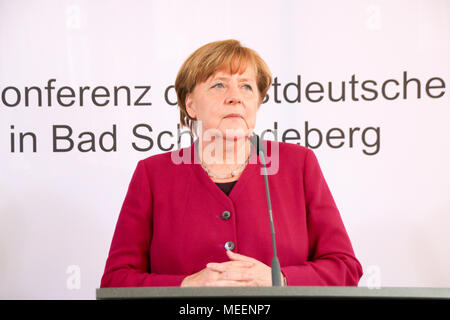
[197,135,251,182]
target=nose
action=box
[225,85,242,105]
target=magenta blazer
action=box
[100,140,363,287]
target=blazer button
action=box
[224,241,235,251]
[221,210,231,220]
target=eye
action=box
[242,84,252,90]
[212,82,224,89]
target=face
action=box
[185,65,260,140]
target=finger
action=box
[205,279,257,287]
[216,270,253,281]
[207,260,254,272]
[206,263,225,273]
[226,250,257,262]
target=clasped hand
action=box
[181,250,284,287]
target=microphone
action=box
[249,133,282,286]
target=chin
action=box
[221,127,251,141]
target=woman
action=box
[100,40,363,287]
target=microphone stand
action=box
[250,134,282,286]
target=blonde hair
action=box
[175,39,272,133]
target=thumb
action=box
[226,250,256,262]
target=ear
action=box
[185,93,197,119]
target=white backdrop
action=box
[1,0,449,299]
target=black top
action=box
[215,181,238,196]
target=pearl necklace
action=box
[195,141,252,179]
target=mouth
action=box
[224,113,243,119]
